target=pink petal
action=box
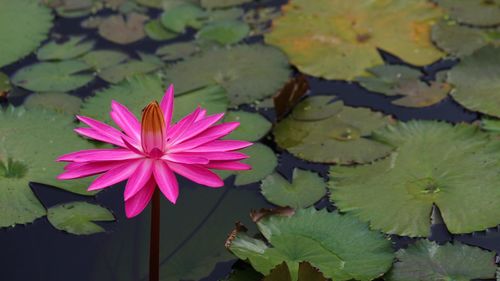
[58,161,126,180]
[172,151,249,161]
[87,160,142,191]
[168,122,240,153]
[153,161,179,203]
[161,153,209,164]
[74,128,124,147]
[160,85,174,128]
[110,100,141,141]
[169,113,224,146]
[124,159,154,200]
[124,176,156,218]
[166,107,202,144]
[168,162,224,187]
[195,109,207,121]
[77,115,125,147]
[186,140,253,153]
[205,160,252,171]
[57,149,143,163]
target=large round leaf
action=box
[329,121,500,237]
[274,96,393,164]
[37,36,95,61]
[234,143,278,186]
[223,111,272,141]
[24,92,82,115]
[265,0,444,80]
[228,208,394,281]
[435,0,500,27]
[388,240,497,281]
[0,0,53,67]
[448,46,500,117]
[165,44,291,106]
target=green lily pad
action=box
[207,7,244,22]
[356,65,450,108]
[12,60,94,92]
[329,121,500,237]
[265,0,445,80]
[228,208,394,281]
[0,0,53,68]
[144,19,178,41]
[201,0,252,9]
[263,262,329,281]
[82,50,129,70]
[51,0,99,18]
[24,92,82,115]
[47,201,115,235]
[388,240,497,281]
[448,46,500,117]
[160,3,207,33]
[165,44,291,106]
[196,20,250,45]
[233,143,277,186]
[156,41,201,61]
[98,13,149,44]
[224,111,271,141]
[37,36,95,61]
[435,0,500,27]
[81,75,229,124]
[261,169,326,209]
[98,53,164,84]
[274,96,393,164]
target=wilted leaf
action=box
[273,75,309,121]
[98,13,149,44]
[47,202,115,235]
[37,36,95,61]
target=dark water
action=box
[1,1,499,280]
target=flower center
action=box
[141,101,166,157]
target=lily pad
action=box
[160,3,207,33]
[82,50,129,70]
[261,169,326,209]
[224,111,271,141]
[435,0,500,27]
[388,240,497,281]
[201,0,252,9]
[24,92,82,115]
[0,0,53,68]
[47,202,115,235]
[448,46,500,117]
[98,13,149,44]
[265,0,445,80]
[98,53,164,84]
[329,121,500,237]
[37,36,95,61]
[165,44,291,106]
[144,19,178,41]
[356,65,450,108]
[274,96,393,164]
[81,75,229,125]
[12,60,94,92]
[227,208,394,281]
[263,262,329,281]
[156,41,201,61]
[196,20,250,45]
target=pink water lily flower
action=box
[57,85,252,218]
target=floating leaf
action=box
[98,13,149,44]
[51,0,97,18]
[37,36,95,61]
[273,75,309,121]
[274,96,393,164]
[388,240,497,281]
[24,92,82,115]
[448,46,500,117]
[82,50,129,70]
[0,0,53,67]
[234,143,277,186]
[227,208,394,281]
[156,41,200,61]
[265,0,445,80]
[224,111,271,141]
[81,75,229,125]
[196,20,250,45]
[165,44,291,106]
[261,168,326,209]
[207,7,244,22]
[160,3,207,33]
[47,202,115,235]
[12,60,94,92]
[244,7,281,36]
[435,0,500,27]
[263,262,329,281]
[201,0,252,9]
[144,19,178,41]
[356,65,450,108]
[329,121,500,237]
[98,53,163,84]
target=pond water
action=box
[1,0,500,280]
